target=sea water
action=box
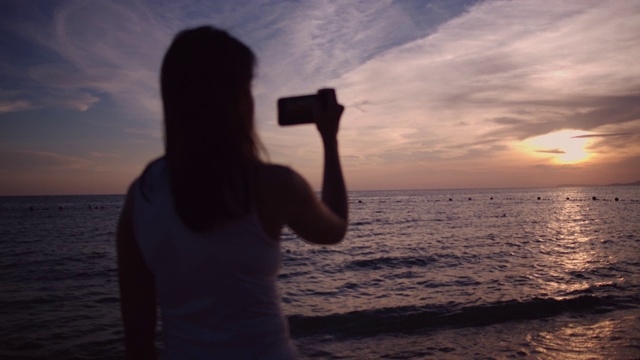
[1,187,639,359]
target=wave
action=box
[344,254,476,271]
[287,294,637,339]
[346,256,437,270]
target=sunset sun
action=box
[525,130,593,164]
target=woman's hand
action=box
[314,88,345,142]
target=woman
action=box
[116,26,347,359]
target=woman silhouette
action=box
[116,26,347,359]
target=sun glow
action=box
[524,130,593,164]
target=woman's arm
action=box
[116,185,157,359]
[286,89,348,244]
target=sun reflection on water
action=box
[532,191,611,296]
[515,189,640,359]
[528,313,640,359]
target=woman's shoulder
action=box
[252,162,308,239]
[253,162,313,214]
[255,162,306,192]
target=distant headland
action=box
[557,180,640,187]
[605,180,640,186]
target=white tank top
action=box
[132,158,297,359]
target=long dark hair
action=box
[161,26,259,232]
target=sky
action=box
[1,0,639,195]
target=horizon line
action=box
[2,181,638,197]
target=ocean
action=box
[1,187,639,359]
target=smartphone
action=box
[277,94,318,126]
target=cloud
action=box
[41,89,99,111]
[328,0,640,173]
[581,120,640,157]
[90,151,120,159]
[0,99,33,113]
[491,95,640,141]
[2,0,479,132]
[3,0,471,136]
[250,1,473,95]
[1,0,172,120]
[0,149,91,172]
[572,132,634,139]
[0,86,98,113]
[0,89,35,113]
[536,149,565,154]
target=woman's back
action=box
[132,159,296,359]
